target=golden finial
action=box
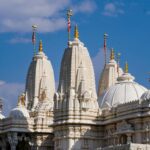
[124,61,129,73]
[39,40,43,52]
[74,25,79,39]
[110,48,115,60]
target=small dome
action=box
[9,106,29,119]
[99,73,147,109]
[141,90,150,100]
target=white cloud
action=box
[72,0,97,14]
[0,81,24,116]
[0,80,6,86]
[102,2,124,17]
[9,37,31,44]
[0,0,96,33]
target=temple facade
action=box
[0,26,150,150]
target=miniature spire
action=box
[67,9,73,42]
[124,61,128,73]
[39,40,43,52]
[74,25,79,39]
[110,48,115,60]
[104,33,108,65]
[17,93,26,107]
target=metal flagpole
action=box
[104,33,108,66]
[67,9,73,44]
[117,53,121,77]
[32,25,37,55]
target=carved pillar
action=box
[7,132,18,150]
[0,143,6,150]
[0,138,6,150]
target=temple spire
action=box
[39,40,43,52]
[124,61,128,73]
[74,25,79,39]
[110,48,115,60]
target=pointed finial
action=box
[74,25,79,39]
[39,40,43,52]
[110,48,115,60]
[124,61,129,73]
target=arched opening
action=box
[6,142,11,150]
[120,134,127,144]
[16,138,30,150]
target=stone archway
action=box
[16,138,30,150]
[120,134,127,144]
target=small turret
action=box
[98,48,124,97]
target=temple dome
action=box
[141,90,150,100]
[9,106,29,119]
[25,41,55,110]
[99,72,147,109]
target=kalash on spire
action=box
[39,40,43,52]
[74,24,79,39]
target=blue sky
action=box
[0,0,150,115]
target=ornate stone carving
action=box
[117,120,133,133]
[7,132,18,150]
